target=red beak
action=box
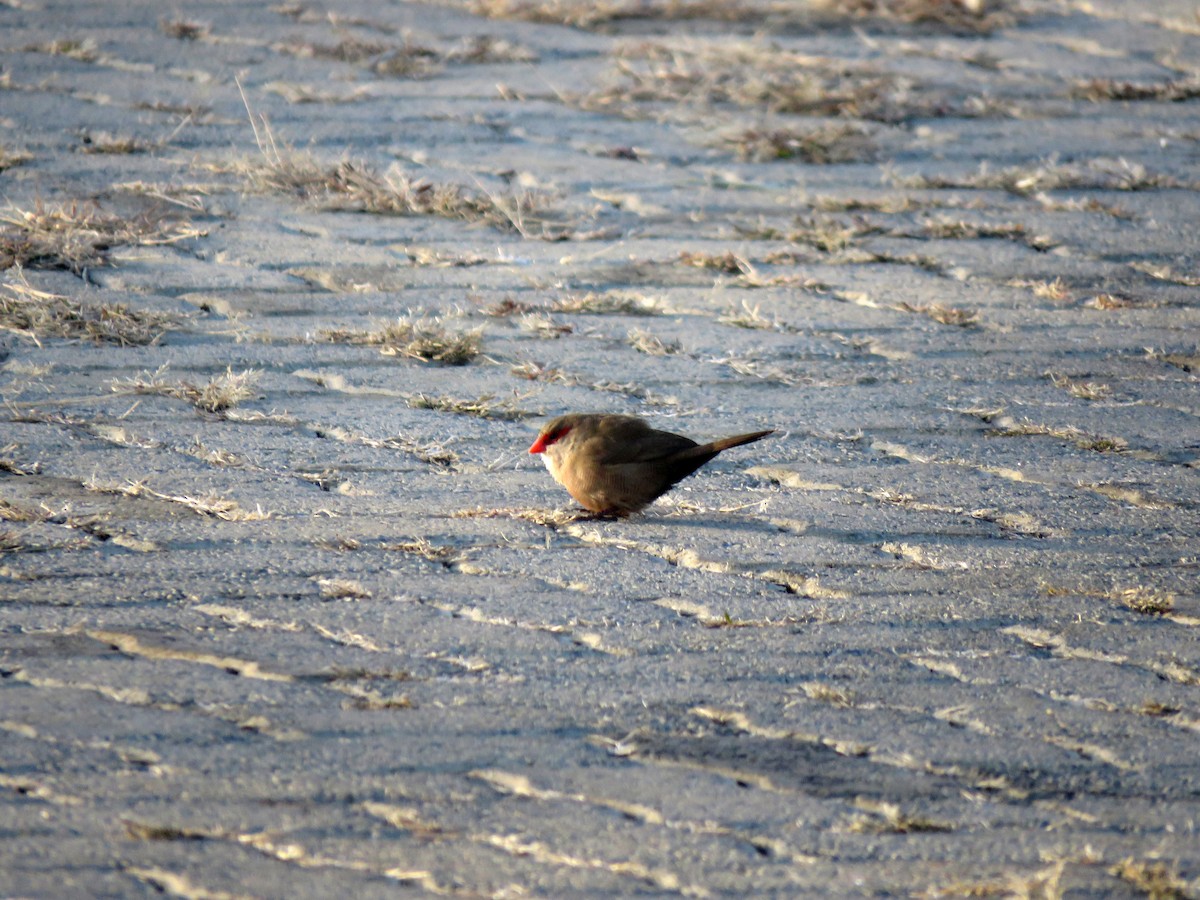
[529,434,549,454]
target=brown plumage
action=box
[529,413,774,516]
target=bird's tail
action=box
[683,429,774,459]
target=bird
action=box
[529,413,774,517]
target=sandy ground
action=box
[2,0,1199,896]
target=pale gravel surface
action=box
[1,0,1200,897]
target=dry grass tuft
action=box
[893,301,978,326]
[916,217,1056,251]
[78,131,155,155]
[1,279,178,346]
[384,537,465,567]
[576,42,998,125]
[1034,193,1135,219]
[1109,857,1191,899]
[445,34,538,64]
[339,690,414,711]
[926,859,1077,899]
[679,250,750,274]
[1149,349,1200,374]
[798,681,855,707]
[133,99,215,119]
[240,154,541,232]
[316,577,372,600]
[319,315,483,365]
[1130,262,1200,287]
[124,822,212,842]
[261,81,372,104]
[813,195,931,214]
[582,46,887,120]
[817,0,1015,32]
[184,440,245,469]
[112,181,215,213]
[1045,372,1111,401]
[1114,587,1174,617]
[84,477,270,521]
[550,291,661,315]
[315,536,362,552]
[2,360,54,377]
[110,365,260,413]
[21,38,100,63]
[227,109,549,235]
[519,312,573,338]
[468,0,753,27]
[0,201,203,273]
[0,497,53,524]
[469,0,1013,32]
[0,496,103,553]
[1073,77,1200,102]
[404,246,491,268]
[1136,699,1180,718]
[1009,276,1071,302]
[718,301,780,330]
[275,33,535,77]
[275,35,441,77]
[159,17,210,40]
[0,145,33,172]
[714,355,802,385]
[408,393,534,420]
[0,442,39,477]
[891,157,1186,195]
[724,123,875,163]
[316,424,458,468]
[510,360,573,383]
[1082,292,1158,311]
[628,328,681,355]
[987,417,1127,453]
[782,214,874,253]
[846,799,952,834]
[735,265,830,291]
[405,322,484,364]
[483,297,537,317]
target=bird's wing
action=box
[592,420,698,465]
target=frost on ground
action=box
[2,1,1199,897]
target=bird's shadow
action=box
[564,509,625,523]
[566,507,782,534]
[652,515,781,535]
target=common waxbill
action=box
[529,413,774,516]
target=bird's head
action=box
[529,417,575,454]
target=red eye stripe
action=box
[529,425,570,454]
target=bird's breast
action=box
[540,450,562,482]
